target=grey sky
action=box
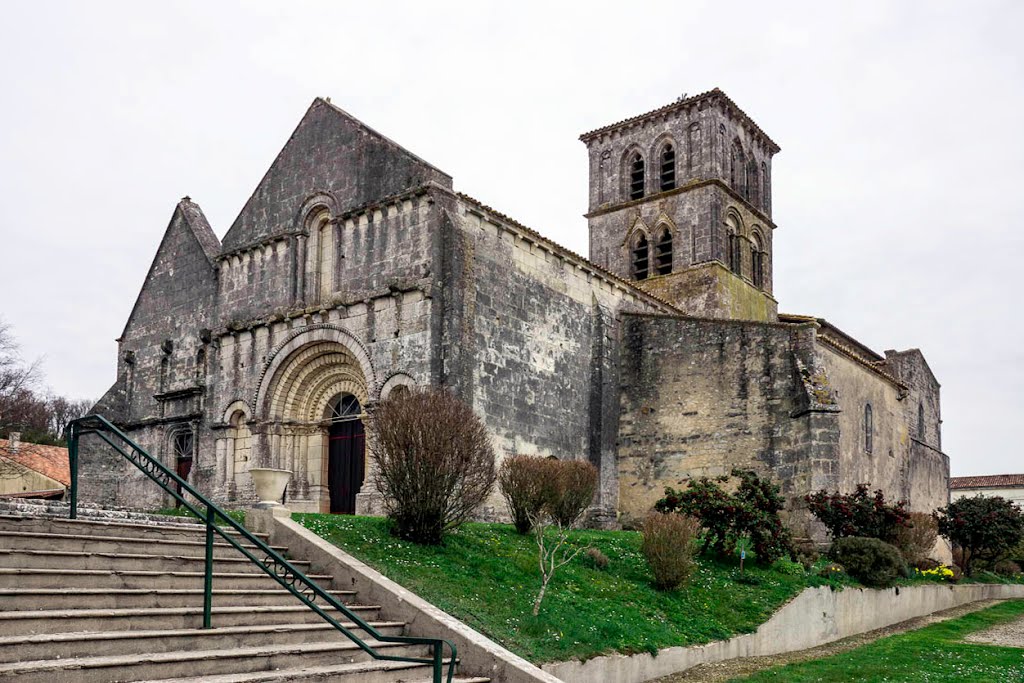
[1,1,1021,476]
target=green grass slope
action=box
[295,514,847,663]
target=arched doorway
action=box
[326,393,365,514]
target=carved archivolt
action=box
[255,326,375,422]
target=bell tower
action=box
[581,88,780,322]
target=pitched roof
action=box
[177,197,221,264]
[579,88,780,153]
[950,474,1024,490]
[0,439,70,486]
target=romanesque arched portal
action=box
[253,327,375,513]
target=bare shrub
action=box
[530,459,598,616]
[498,455,553,535]
[550,460,600,527]
[641,512,700,590]
[368,387,496,545]
[890,511,938,566]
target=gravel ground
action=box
[964,612,1024,648]
[650,600,1003,683]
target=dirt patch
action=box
[651,600,1003,683]
[963,613,1024,649]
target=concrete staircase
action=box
[0,507,489,683]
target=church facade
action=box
[83,89,949,535]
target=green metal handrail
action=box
[66,414,456,683]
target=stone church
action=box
[83,89,949,534]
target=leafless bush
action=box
[583,546,609,571]
[890,511,938,566]
[641,512,700,590]
[498,455,552,534]
[368,387,496,545]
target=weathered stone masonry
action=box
[83,89,950,535]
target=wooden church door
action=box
[326,394,365,514]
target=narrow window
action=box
[751,234,764,288]
[660,144,676,191]
[725,214,742,275]
[655,228,673,275]
[629,153,645,200]
[747,163,758,204]
[631,233,649,280]
[864,404,874,453]
[761,162,769,212]
[918,402,925,440]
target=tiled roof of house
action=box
[950,474,1024,490]
[0,439,70,486]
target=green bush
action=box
[828,536,905,588]
[655,469,793,564]
[805,484,910,542]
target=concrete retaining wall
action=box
[259,510,561,683]
[542,582,1024,683]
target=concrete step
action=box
[140,660,488,683]
[0,603,383,635]
[0,587,357,611]
[0,639,435,683]
[0,547,313,573]
[0,530,288,558]
[0,513,263,545]
[0,567,335,590]
[0,500,226,529]
[0,621,408,663]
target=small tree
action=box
[498,455,554,535]
[934,495,1024,576]
[530,459,597,616]
[641,512,700,590]
[368,387,496,545]
[805,483,910,542]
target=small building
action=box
[0,433,70,500]
[950,475,1024,507]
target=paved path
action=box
[964,613,1024,648]
[651,600,1003,683]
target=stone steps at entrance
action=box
[0,507,488,683]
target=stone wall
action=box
[442,195,674,518]
[615,314,838,529]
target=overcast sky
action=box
[1,1,1021,476]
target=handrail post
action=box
[66,422,78,520]
[203,502,214,629]
[433,642,443,683]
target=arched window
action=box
[659,144,676,191]
[631,233,649,280]
[864,403,874,453]
[747,162,758,204]
[629,153,645,200]
[918,402,925,440]
[751,233,764,289]
[725,214,742,275]
[654,227,673,275]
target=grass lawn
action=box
[732,600,1024,682]
[294,513,851,664]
